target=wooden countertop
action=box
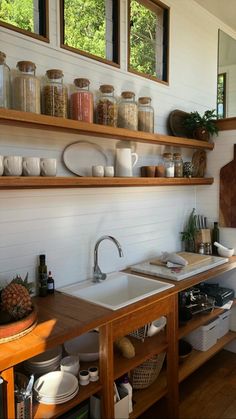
[1,256,236,372]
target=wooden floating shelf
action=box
[0,108,214,150]
[0,176,214,189]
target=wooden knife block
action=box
[195,229,211,251]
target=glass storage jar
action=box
[0,51,10,109]
[138,97,154,133]
[96,84,118,127]
[42,69,68,118]
[118,91,138,130]
[173,152,183,177]
[13,61,40,113]
[70,78,93,122]
[163,152,174,177]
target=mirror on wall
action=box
[217,30,236,118]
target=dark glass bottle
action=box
[212,222,219,255]
[38,254,48,297]
[47,270,55,294]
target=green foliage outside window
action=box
[0,0,34,32]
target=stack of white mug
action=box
[0,156,57,176]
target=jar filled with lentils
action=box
[118,91,138,130]
[96,84,118,127]
[70,78,93,123]
[138,97,154,133]
[13,61,40,113]
[42,69,68,118]
[0,51,10,109]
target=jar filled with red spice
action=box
[70,78,93,123]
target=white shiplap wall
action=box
[0,0,235,289]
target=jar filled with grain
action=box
[0,51,10,109]
[173,152,183,177]
[163,152,174,177]
[96,84,118,127]
[13,61,40,113]
[42,69,68,118]
[118,91,138,130]
[70,78,93,122]
[138,97,154,133]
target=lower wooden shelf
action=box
[0,176,214,189]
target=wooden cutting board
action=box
[220,144,236,227]
[150,252,213,267]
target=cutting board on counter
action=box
[150,252,213,267]
[220,144,236,227]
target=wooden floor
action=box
[139,350,236,419]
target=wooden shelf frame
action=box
[0,108,214,150]
[0,176,214,189]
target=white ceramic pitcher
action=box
[115,148,138,177]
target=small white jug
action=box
[115,148,138,177]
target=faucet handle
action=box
[93,265,107,282]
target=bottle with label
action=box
[119,374,133,413]
[38,254,48,297]
[47,271,55,294]
[212,221,219,254]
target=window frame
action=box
[0,0,49,43]
[217,72,227,119]
[128,0,169,84]
[60,0,120,68]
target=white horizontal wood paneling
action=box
[0,0,235,289]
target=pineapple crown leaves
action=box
[11,272,34,295]
[180,208,199,242]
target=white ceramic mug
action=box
[92,165,104,177]
[60,355,80,376]
[23,157,40,176]
[115,148,138,177]
[104,166,114,177]
[0,156,3,176]
[40,158,57,177]
[4,156,22,176]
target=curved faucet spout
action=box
[93,235,124,283]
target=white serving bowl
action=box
[217,247,234,257]
[64,331,99,362]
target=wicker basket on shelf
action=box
[130,352,166,390]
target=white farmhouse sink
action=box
[58,272,174,310]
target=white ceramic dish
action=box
[147,316,167,337]
[34,371,78,398]
[64,331,99,362]
[35,387,79,405]
[26,345,62,365]
[63,141,108,176]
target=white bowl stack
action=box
[23,345,62,375]
[34,371,79,405]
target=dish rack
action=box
[129,316,166,342]
[131,352,166,389]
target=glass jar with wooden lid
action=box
[162,152,174,177]
[13,60,40,114]
[96,84,118,127]
[42,69,68,118]
[0,51,10,109]
[70,78,93,123]
[138,97,154,133]
[173,152,183,177]
[118,91,138,130]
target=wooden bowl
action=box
[0,305,37,339]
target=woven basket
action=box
[131,352,166,389]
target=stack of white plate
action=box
[34,371,79,405]
[24,345,62,375]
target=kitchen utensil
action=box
[213,242,234,257]
[115,148,138,177]
[168,109,190,138]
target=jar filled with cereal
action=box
[42,69,68,118]
[70,78,93,123]
[96,84,118,127]
[0,51,10,109]
[13,60,40,113]
[138,97,154,133]
[118,91,138,130]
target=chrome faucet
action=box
[93,235,124,282]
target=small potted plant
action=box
[183,109,218,141]
[180,208,198,252]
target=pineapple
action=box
[1,274,33,320]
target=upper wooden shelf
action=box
[0,108,214,150]
[0,176,214,189]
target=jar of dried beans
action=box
[96,84,118,127]
[42,69,68,118]
[0,51,10,109]
[118,91,138,130]
[13,60,40,113]
[70,78,93,123]
[138,97,154,133]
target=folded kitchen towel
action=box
[161,252,188,266]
